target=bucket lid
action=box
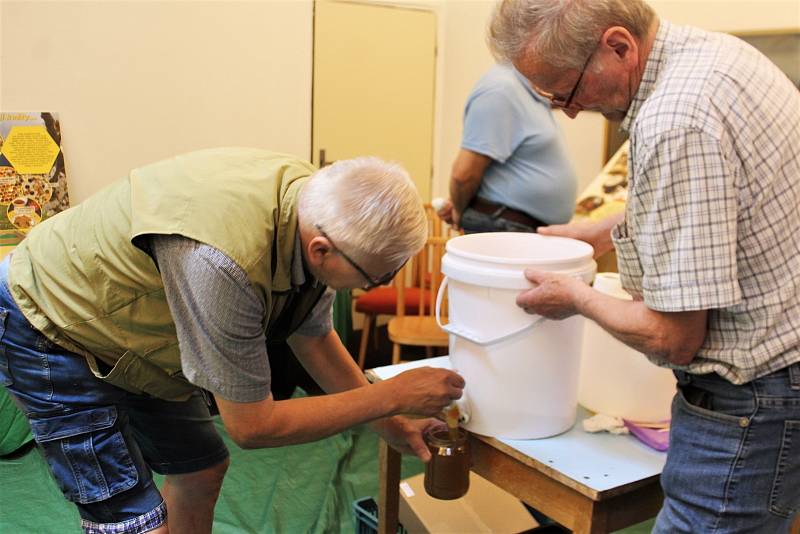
[443,232,596,289]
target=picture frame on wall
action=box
[0,112,70,254]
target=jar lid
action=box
[424,426,468,447]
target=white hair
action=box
[488,0,656,69]
[298,156,427,266]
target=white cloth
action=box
[582,413,630,435]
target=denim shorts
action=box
[654,364,800,533]
[0,257,229,532]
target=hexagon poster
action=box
[0,112,70,247]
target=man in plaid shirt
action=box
[490,0,800,531]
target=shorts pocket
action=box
[770,420,800,517]
[0,308,11,386]
[28,406,139,504]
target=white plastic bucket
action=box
[578,273,676,423]
[436,232,596,439]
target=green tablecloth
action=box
[0,385,32,456]
[332,289,353,348]
[0,391,427,534]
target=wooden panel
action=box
[470,435,597,532]
[378,440,402,534]
[470,436,663,534]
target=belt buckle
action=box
[490,205,507,219]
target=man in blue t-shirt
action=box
[439,64,578,233]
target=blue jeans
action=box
[0,257,228,531]
[654,366,800,533]
[459,207,540,234]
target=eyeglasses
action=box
[315,225,405,290]
[535,43,598,109]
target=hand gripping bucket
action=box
[435,233,596,439]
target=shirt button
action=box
[739,417,750,428]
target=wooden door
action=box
[313,0,437,200]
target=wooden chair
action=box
[355,204,456,369]
[387,235,450,365]
[355,280,428,369]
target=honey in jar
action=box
[423,424,470,500]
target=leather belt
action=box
[468,197,545,229]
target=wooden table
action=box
[368,357,667,534]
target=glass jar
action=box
[423,424,470,500]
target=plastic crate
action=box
[352,497,406,534]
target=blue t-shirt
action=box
[462,64,577,224]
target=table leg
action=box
[378,439,401,534]
[573,503,609,534]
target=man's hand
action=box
[451,207,462,230]
[516,269,588,320]
[372,416,441,462]
[516,269,708,365]
[434,198,461,230]
[385,367,464,417]
[538,213,623,259]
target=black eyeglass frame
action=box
[315,225,405,290]
[535,42,599,109]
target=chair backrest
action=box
[395,235,448,320]
[389,203,458,292]
[424,203,440,238]
[392,203,458,317]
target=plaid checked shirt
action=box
[614,20,800,383]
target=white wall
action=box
[1,0,313,204]
[651,0,800,32]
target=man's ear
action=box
[602,26,639,68]
[306,235,334,268]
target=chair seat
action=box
[387,316,449,347]
[355,286,428,316]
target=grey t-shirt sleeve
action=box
[293,287,336,337]
[149,234,271,402]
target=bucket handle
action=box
[435,276,545,346]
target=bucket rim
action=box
[445,232,594,267]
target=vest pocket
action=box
[770,420,800,517]
[92,350,196,401]
[27,406,139,504]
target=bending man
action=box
[0,148,464,533]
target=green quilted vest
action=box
[8,148,327,400]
